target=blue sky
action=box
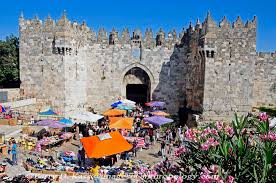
[0,0,275,51]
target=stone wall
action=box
[18,12,276,123]
[201,15,257,121]
[253,52,276,106]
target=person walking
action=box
[77,150,82,167]
[161,140,166,159]
[91,161,101,183]
[11,140,17,165]
[156,129,160,141]
[80,148,86,168]
[133,140,138,157]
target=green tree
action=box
[0,35,20,88]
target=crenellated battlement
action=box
[19,11,258,50]
[257,51,276,58]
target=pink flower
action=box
[225,126,234,136]
[201,127,218,138]
[241,128,247,135]
[227,176,234,183]
[210,165,219,174]
[211,129,219,136]
[260,133,276,141]
[201,138,219,150]
[176,176,183,183]
[202,167,211,174]
[199,174,212,183]
[201,144,210,151]
[149,170,157,177]
[259,112,269,122]
[174,146,187,157]
[185,128,197,141]
[216,121,223,130]
[201,127,211,138]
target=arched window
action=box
[211,51,215,58]
[206,50,210,58]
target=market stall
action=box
[80,131,133,158]
[103,109,126,117]
[68,111,103,123]
[150,111,170,116]
[109,117,134,130]
[143,116,173,126]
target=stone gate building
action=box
[19,12,276,122]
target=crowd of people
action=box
[0,100,189,183]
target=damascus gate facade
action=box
[19,12,276,122]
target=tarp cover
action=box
[80,131,133,158]
[38,109,58,116]
[145,101,165,107]
[150,111,170,116]
[143,116,173,126]
[109,117,134,130]
[103,109,126,117]
[69,111,104,123]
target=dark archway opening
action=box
[123,67,151,105]
[126,84,148,104]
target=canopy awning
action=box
[143,116,173,126]
[116,104,134,111]
[103,109,126,117]
[80,131,133,158]
[150,111,170,116]
[111,101,122,108]
[69,111,104,123]
[38,108,58,116]
[59,118,74,127]
[0,105,6,113]
[36,119,58,126]
[36,119,66,129]
[111,99,136,108]
[145,101,165,107]
[109,117,134,130]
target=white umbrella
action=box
[121,99,136,105]
[68,111,104,123]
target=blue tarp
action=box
[38,109,58,116]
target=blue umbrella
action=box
[0,105,6,113]
[38,108,58,116]
[59,118,74,126]
[111,101,122,108]
[116,104,133,111]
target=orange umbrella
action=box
[109,117,134,130]
[103,109,126,117]
[80,131,133,158]
[151,111,170,116]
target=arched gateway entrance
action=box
[122,67,151,105]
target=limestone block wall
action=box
[202,16,257,121]
[19,16,66,113]
[18,12,275,123]
[86,43,187,114]
[253,53,276,106]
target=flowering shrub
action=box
[141,113,276,183]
